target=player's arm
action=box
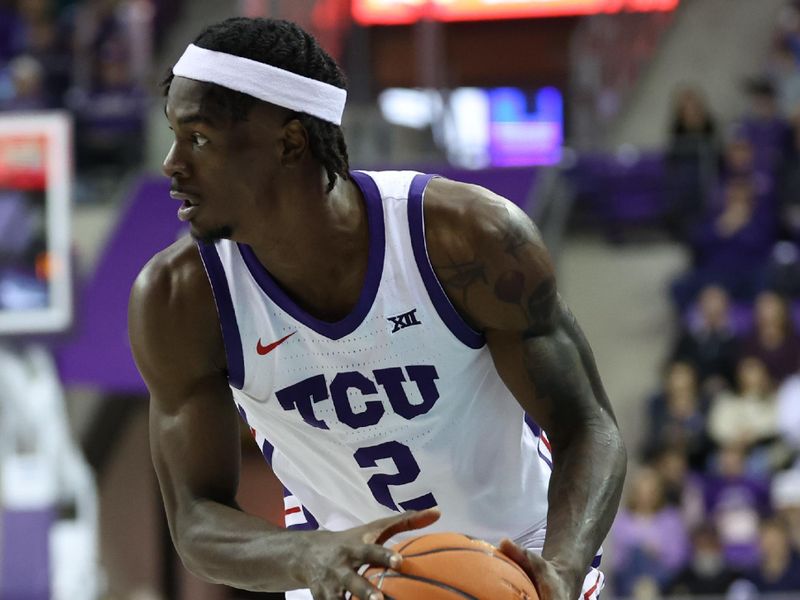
[425,179,627,600]
[129,241,437,598]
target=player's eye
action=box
[192,133,209,148]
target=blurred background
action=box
[1,0,800,598]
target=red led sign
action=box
[353,0,679,25]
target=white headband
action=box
[172,44,347,125]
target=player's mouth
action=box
[170,190,201,222]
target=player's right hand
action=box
[299,508,440,600]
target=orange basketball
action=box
[361,532,539,599]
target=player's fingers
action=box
[370,508,441,545]
[343,569,385,600]
[499,539,554,598]
[357,543,403,570]
[498,538,545,580]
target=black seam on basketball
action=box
[399,547,533,584]
[401,547,497,558]
[394,537,424,554]
[375,572,481,599]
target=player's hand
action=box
[498,539,583,600]
[301,508,440,600]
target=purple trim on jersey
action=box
[537,447,554,470]
[261,439,274,465]
[591,554,602,568]
[196,242,245,389]
[282,487,320,531]
[524,413,541,436]
[524,413,553,470]
[236,171,385,341]
[407,174,485,349]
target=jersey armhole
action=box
[196,242,245,390]
[407,173,486,349]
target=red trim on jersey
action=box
[540,433,552,453]
[584,572,601,600]
[284,506,302,516]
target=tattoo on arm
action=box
[430,200,556,335]
[492,207,557,334]
[435,257,487,307]
[500,209,536,260]
[493,273,557,336]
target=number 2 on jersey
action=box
[353,441,438,512]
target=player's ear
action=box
[280,118,308,167]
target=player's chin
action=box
[189,223,234,245]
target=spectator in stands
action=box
[720,134,757,179]
[708,357,777,454]
[744,516,800,593]
[19,4,71,107]
[672,285,740,393]
[0,55,47,111]
[0,1,23,63]
[4,0,49,59]
[740,290,800,382]
[667,523,742,596]
[666,85,719,238]
[701,444,771,569]
[772,469,800,552]
[738,77,795,176]
[769,37,800,117]
[611,467,690,596]
[642,361,712,470]
[717,133,775,214]
[67,0,140,91]
[671,176,774,312]
[650,446,705,527]
[67,41,147,173]
[776,0,800,62]
[650,445,689,506]
[779,112,800,241]
[776,365,800,457]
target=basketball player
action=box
[128,18,626,600]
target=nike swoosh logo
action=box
[256,331,297,356]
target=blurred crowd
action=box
[0,0,179,192]
[613,2,800,597]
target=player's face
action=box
[162,77,288,243]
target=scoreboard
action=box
[353,0,680,24]
[0,113,72,334]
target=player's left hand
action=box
[498,539,583,600]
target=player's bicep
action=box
[425,182,557,334]
[128,253,241,513]
[148,377,241,512]
[488,299,616,443]
[424,181,616,435]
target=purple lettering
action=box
[330,371,385,429]
[373,365,440,420]
[275,374,329,429]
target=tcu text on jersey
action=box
[275,365,440,430]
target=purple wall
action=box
[56,178,177,393]
[1,508,55,599]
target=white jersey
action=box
[196,170,589,559]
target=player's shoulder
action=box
[131,235,209,309]
[423,176,545,260]
[129,236,223,374]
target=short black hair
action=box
[165,18,349,192]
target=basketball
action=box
[361,532,539,599]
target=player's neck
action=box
[245,173,370,321]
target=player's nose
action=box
[162,141,189,179]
